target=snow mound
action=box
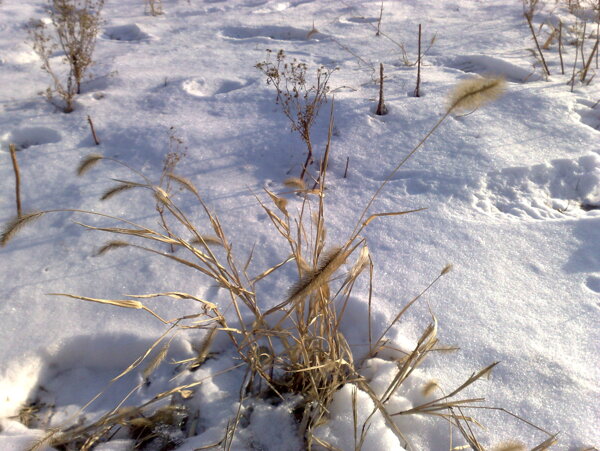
[443,55,543,83]
[103,24,153,42]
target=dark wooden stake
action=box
[9,144,22,219]
[87,115,100,145]
[414,24,422,97]
[525,14,551,76]
[343,157,350,178]
[376,63,387,115]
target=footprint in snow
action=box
[473,154,600,219]
[585,275,600,293]
[339,16,380,24]
[443,54,542,83]
[181,77,250,98]
[575,98,600,131]
[103,24,153,42]
[1,127,61,152]
[221,25,326,41]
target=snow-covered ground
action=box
[1,0,599,449]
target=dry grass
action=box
[1,77,558,450]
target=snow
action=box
[1,0,599,449]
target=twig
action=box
[525,13,551,76]
[580,21,587,68]
[376,1,383,36]
[596,22,600,69]
[87,115,100,145]
[414,24,422,97]
[571,24,580,92]
[376,63,387,115]
[581,35,599,82]
[9,144,22,219]
[559,21,565,75]
[343,157,350,178]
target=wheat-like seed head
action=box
[421,380,440,397]
[96,240,129,256]
[1,211,45,246]
[440,263,453,276]
[190,235,223,247]
[166,173,199,196]
[77,153,103,176]
[287,246,347,303]
[447,76,506,113]
[101,183,137,201]
[492,442,527,451]
[283,177,306,190]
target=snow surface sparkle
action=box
[1,0,599,449]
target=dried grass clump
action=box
[2,79,557,450]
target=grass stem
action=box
[9,144,22,219]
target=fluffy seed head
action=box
[447,76,506,113]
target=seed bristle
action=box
[101,183,137,201]
[77,154,103,176]
[283,177,306,190]
[167,173,199,196]
[1,211,45,247]
[96,240,129,256]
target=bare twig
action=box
[343,157,350,178]
[414,24,422,97]
[581,35,599,82]
[559,21,565,75]
[9,144,22,219]
[87,115,100,145]
[375,1,383,36]
[525,13,550,76]
[571,23,581,92]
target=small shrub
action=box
[28,0,104,113]
[256,50,336,181]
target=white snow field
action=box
[0,0,599,449]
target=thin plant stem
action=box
[414,24,422,97]
[376,1,383,36]
[581,35,599,81]
[525,14,551,76]
[571,25,580,92]
[559,21,565,75]
[87,115,100,145]
[9,144,22,219]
